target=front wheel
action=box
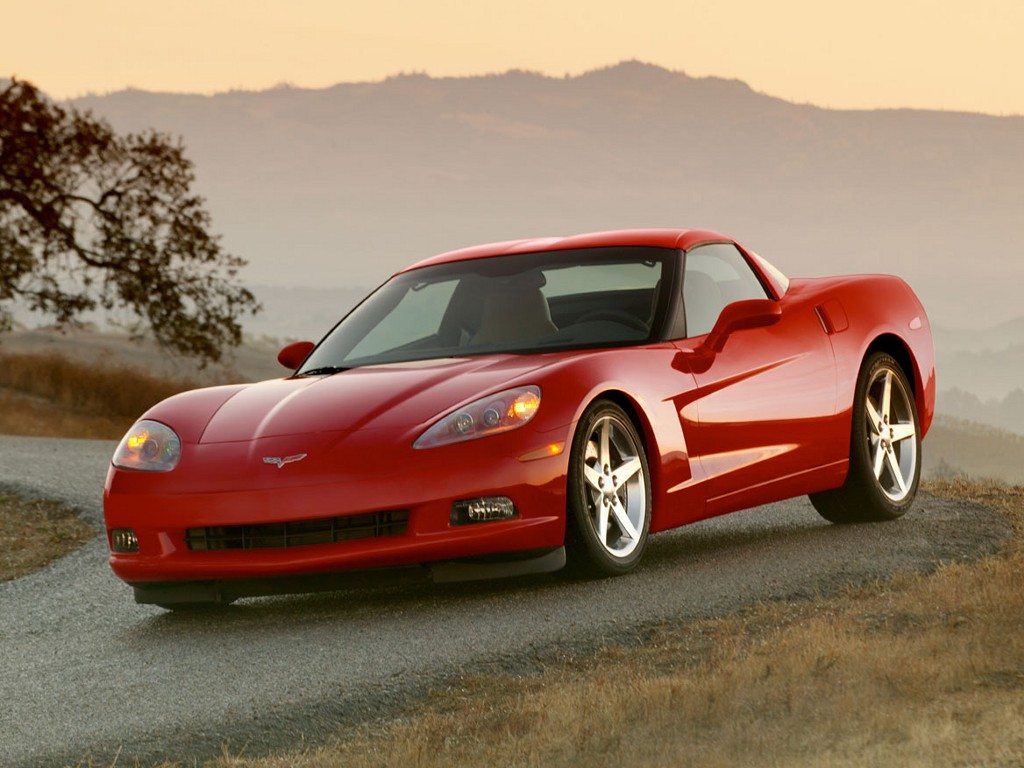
[565,401,652,576]
[810,352,921,523]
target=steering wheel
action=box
[574,309,649,332]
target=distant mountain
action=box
[938,387,1024,436]
[69,61,1024,329]
[937,341,1024,401]
[924,415,1024,484]
[934,316,1024,354]
[930,314,1024,401]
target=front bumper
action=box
[129,546,567,605]
[103,428,570,586]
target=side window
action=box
[684,244,768,337]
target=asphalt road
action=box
[0,435,1010,768]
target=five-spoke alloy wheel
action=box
[864,365,918,502]
[810,352,921,523]
[566,400,652,575]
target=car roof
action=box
[402,228,733,272]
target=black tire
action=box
[565,400,652,576]
[810,352,921,524]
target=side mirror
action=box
[704,299,781,353]
[277,340,315,370]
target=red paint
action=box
[104,229,935,591]
[276,340,314,370]
[816,299,850,334]
[704,299,782,353]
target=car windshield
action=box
[299,246,674,372]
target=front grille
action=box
[185,510,410,551]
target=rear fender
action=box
[803,275,935,441]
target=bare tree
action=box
[0,78,258,364]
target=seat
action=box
[470,282,559,347]
[683,270,725,337]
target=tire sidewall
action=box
[566,400,652,575]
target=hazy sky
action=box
[3,0,1023,114]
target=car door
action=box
[673,243,838,515]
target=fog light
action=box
[110,528,139,553]
[450,496,517,525]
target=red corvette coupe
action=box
[104,229,935,608]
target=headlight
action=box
[414,386,541,449]
[112,420,182,472]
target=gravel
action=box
[0,434,1010,767]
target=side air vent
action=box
[815,300,849,335]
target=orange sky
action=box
[3,0,1023,114]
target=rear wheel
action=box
[565,400,652,575]
[810,352,921,523]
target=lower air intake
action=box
[185,510,409,551]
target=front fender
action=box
[528,345,701,532]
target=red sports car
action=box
[104,229,935,608]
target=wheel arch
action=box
[581,388,667,526]
[863,333,926,423]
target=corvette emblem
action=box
[262,453,308,469]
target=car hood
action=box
[194,355,554,444]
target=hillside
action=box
[69,62,1024,331]
[934,316,1024,354]
[0,327,281,383]
[923,415,1024,484]
[934,389,1024,440]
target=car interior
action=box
[316,253,672,368]
[437,269,659,353]
[682,246,771,337]
[682,270,723,338]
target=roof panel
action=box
[401,228,732,272]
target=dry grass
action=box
[0,490,93,581]
[0,353,200,440]
[177,482,1022,768]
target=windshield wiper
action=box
[297,365,350,377]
